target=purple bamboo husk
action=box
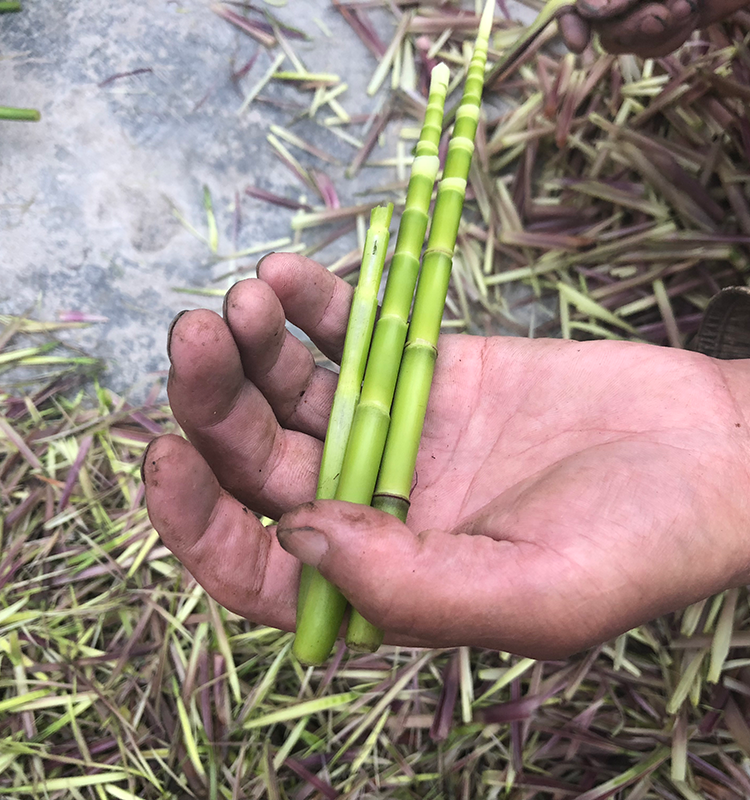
[57,434,94,511]
[718,749,750,795]
[510,677,523,778]
[688,752,743,794]
[57,311,109,323]
[50,737,119,758]
[721,169,750,236]
[525,216,597,234]
[697,264,722,296]
[430,651,460,742]
[332,0,386,58]
[625,685,662,722]
[4,487,44,529]
[501,230,593,249]
[591,261,710,304]
[346,4,386,56]
[273,150,315,191]
[285,758,340,800]
[557,176,651,194]
[199,651,214,743]
[317,640,346,695]
[477,691,546,724]
[212,4,276,47]
[128,478,144,508]
[311,170,341,209]
[576,752,667,800]
[128,410,164,435]
[98,68,153,89]
[224,0,308,38]
[29,643,158,672]
[698,684,730,735]
[48,546,169,585]
[410,11,492,35]
[303,220,357,259]
[517,774,581,795]
[348,98,393,176]
[232,50,260,84]
[575,266,620,287]
[738,116,750,164]
[564,689,606,760]
[246,186,312,211]
[638,314,702,342]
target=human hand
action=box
[143,254,750,659]
[558,0,749,57]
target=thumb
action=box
[277,499,415,625]
[276,500,559,655]
[558,12,591,54]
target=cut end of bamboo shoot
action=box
[479,0,495,42]
[0,106,40,122]
[430,62,451,92]
[369,203,394,230]
[346,618,385,653]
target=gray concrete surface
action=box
[1,0,399,398]
[2,1,539,400]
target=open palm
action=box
[144,254,750,658]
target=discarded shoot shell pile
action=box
[2,325,750,797]
[226,2,750,348]
[5,1,750,796]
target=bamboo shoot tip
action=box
[479,0,495,41]
[431,62,451,89]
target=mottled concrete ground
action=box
[2,0,534,400]
[1,0,397,398]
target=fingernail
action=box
[223,283,238,320]
[255,251,276,279]
[671,0,693,19]
[641,12,668,33]
[166,310,189,363]
[277,525,329,567]
[140,438,157,485]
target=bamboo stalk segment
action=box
[293,203,393,665]
[293,62,451,665]
[346,0,495,652]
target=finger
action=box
[558,11,592,52]
[701,0,750,25]
[257,253,354,364]
[599,24,693,56]
[276,500,574,658]
[576,0,640,20]
[143,434,300,631]
[668,0,699,22]
[597,3,696,54]
[224,278,336,438]
[167,308,321,519]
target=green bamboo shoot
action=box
[346,0,495,652]
[293,203,393,665]
[293,63,451,665]
[0,107,40,121]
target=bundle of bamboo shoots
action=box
[293,0,495,666]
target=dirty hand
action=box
[559,0,749,57]
[143,254,750,659]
